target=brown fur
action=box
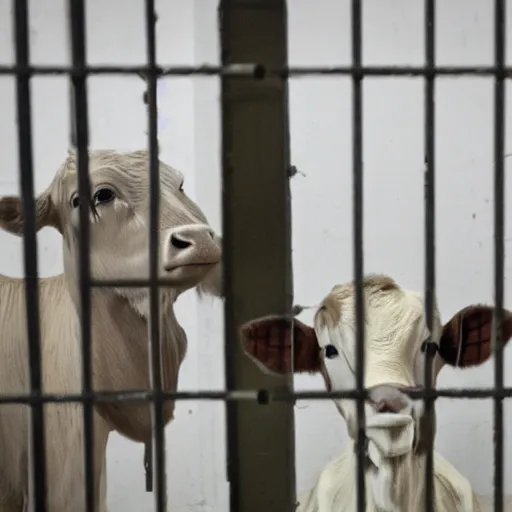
[439,305,512,367]
[240,315,320,374]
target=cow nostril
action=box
[170,234,192,250]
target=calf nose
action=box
[164,224,221,272]
[375,397,405,414]
[368,384,412,415]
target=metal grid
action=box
[5,0,507,512]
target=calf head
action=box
[0,149,221,301]
[241,274,512,470]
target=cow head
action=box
[0,149,222,306]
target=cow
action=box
[240,274,512,512]
[0,148,223,511]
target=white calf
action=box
[240,274,511,512]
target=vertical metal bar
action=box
[144,441,153,492]
[351,1,366,511]
[219,0,296,511]
[12,1,48,509]
[67,1,95,510]
[144,0,166,510]
[423,1,436,510]
[220,2,239,504]
[493,1,506,511]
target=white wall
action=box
[0,0,511,510]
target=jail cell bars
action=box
[2,0,508,511]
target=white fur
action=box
[297,445,480,512]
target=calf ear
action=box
[439,305,512,367]
[240,315,321,376]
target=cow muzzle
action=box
[162,223,221,286]
[363,384,417,468]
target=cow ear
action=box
[240,315,321,376]
[0,187,61,236]
[439,305,512,367]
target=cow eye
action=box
[421,340,438,357]
[324,344,339,359]
[70,194,79,208]
[93,187,116,205]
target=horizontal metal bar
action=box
[0,387,511,405]
[1,64,512,78]
[90,278,181,287]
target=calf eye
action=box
[324,344,339,359]
[179,181,184,192]
[70,195,79,208]
[93,187,116,205]
[421,340,438,357]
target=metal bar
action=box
[67,0,95,510]
[219,0,296,510]
[12,0,48,509]
[423,1,436,511]
[351,1,366,511]
[144,0,167,510]
[144,442,153,492]
[493,1,506,511]
[220,2,239,506]
[90,277,194,287]
[0,386,512,406]
[3,64,512,77]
